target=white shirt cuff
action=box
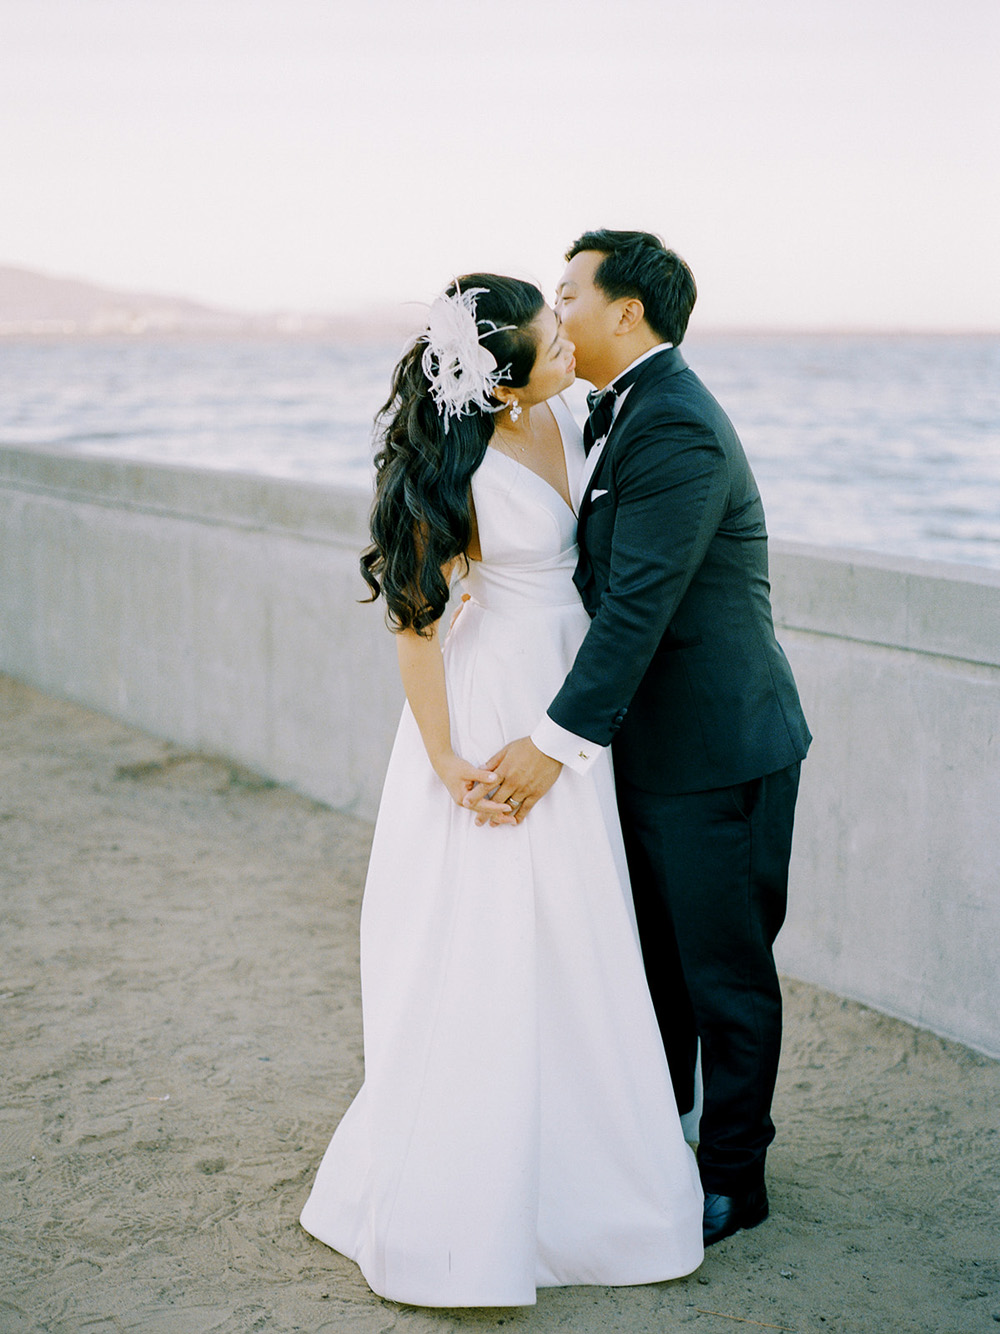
[530,714,606,775]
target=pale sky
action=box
[1,0,998,328]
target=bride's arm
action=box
[394,582,510,817]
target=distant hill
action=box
[0,265,246,335]
[0,265,422,339]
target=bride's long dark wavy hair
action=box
[361,274,545,634]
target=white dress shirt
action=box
[532,342,673,773]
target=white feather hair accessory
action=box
[420,283,513,431]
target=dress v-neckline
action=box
[487,400,577,518]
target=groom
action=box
[470,230,811,1245]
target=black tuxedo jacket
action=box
[548,347,810,795]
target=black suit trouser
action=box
[616,762,801,1195]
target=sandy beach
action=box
[2,675,998,1334]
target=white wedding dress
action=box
[300,396,703,1307]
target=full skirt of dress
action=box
[299,589,704,1307]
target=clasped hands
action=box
[435,739,561,826]
[460,736,563,826]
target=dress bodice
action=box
[458,396,584,613]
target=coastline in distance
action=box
[0,264,422,341]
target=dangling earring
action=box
[509,398,522,423]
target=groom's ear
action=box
[615,297,646,335]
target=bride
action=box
[299,275,703,1308]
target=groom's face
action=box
[555,250,618,384]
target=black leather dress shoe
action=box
[702,1185,769,1245]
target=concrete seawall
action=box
[2,446,997,1057]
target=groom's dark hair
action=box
[566,230,697,346]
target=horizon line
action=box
[2,262,997,339]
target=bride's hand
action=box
[431,753,514,819]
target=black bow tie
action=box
[582,362,648,455]
[583,387,616,456]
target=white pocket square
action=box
[589,488,609,502]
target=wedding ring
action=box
[508,798,522,809]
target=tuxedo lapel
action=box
[578,348,689,519]
[577,441,607,508]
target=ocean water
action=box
[1,332,998,570]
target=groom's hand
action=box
[463,737,562,826]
